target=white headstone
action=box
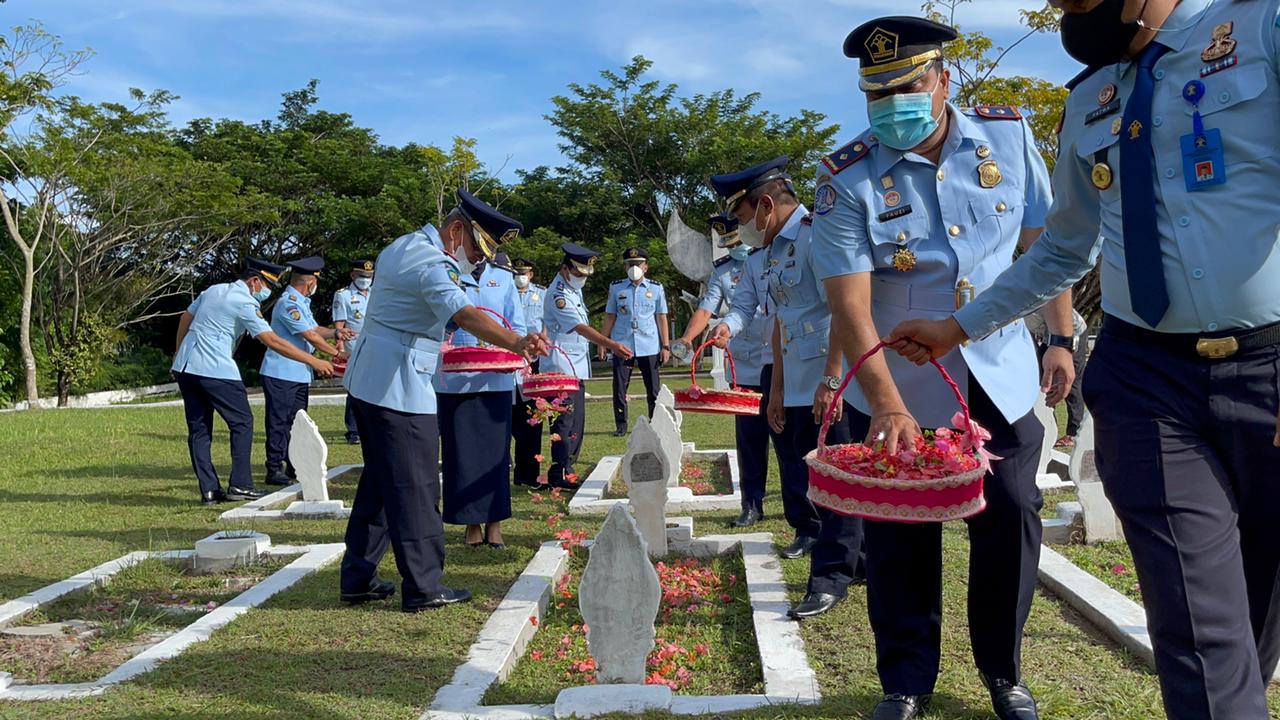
[1069,413,1123,543]
[579,505,661,684]
[1033,399,1058,476]
[648,406,683,487]
[655,385,682,428]
[288,410,329,502]
[709,347,729,391]
[626,449,669,559]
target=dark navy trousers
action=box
[734,382,770,515]
[341,397,445,607]
[612,353,660,432]
[262,375,309,477]
[1083,318,1280,719]
[761,365,827,539]
[343,394,359,440]
[858,378,1043,696]
[512,362,544,486]
[548,386,587,484]
[439,391,513,525]
[176,372,255,494]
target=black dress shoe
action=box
[513,478,539,488]
[486,542,507,550]
[984,676,1039,720]
[871,694,930,720]
[265,471,292,487]
[403,587,472,612]
[779,535,817,560]
[226,485,268,500]
[732,507,762,528]
[345,434,360,445]
[548,477,579,490]
[200,490,228,506]
[787,592,842,619]
[340,578,396,604]
[612,429,626,437]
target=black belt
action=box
[1101,315,1280,360]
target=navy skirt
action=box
[439,390,513,525]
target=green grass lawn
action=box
[1,386,1273,719]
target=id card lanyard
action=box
[1180,80,1227,191]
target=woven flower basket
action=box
[520,345,582,399]
[673,340,762,417]
[805,342,991,524]
[440,306,525,374]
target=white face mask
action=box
[566,272,587,290]
[450,226,478,277]
[737,202,769,248]
[515,275,531,289]
[353,277,372,291]
[627,265,644,282]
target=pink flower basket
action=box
[440,306,525,374]
[673,340,762,416]
[520,345,582,399]
[805,342,995,524]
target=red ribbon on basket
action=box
[685,339,744,396]
[817,341,997,472]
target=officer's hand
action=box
[515,333,550,361]
[311,359,335,378]
[660,349,671,365]
[885,317,969,365]
[767,391,785,434]
[813,386,842,426]
[597,345,608,361]
[866,411,921,454]
[337,328,357,342]
[335,342,345,355]
[612,341,634,361]
[710,324,732,349]
[1041,346,1076,406]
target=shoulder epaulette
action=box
[650,280,662,286]
[610,278,626,285]
[713,255,732,268]
[748,247,761,256]
[1065,66,1102,91]
[972,105,1022,120]
[800,214,813,226]
[821,139,874,175]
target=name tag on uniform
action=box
[1181,128,1226,191]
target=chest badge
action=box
[353,310,363,320]
[786,243,796,257]
[1098,83,1117,105]
[890,247,917,272]
[977,160,1003,188]
[531,293,539,302]
[881,175,895,190]
[487,279,499,287]
[1091,162,1114,190]
[975,145,991,159]
[645,291,653,298]
[1202,21,1236,63]
[619,305,629,314]
[1128,120,1144,140]
[884,190,902,207]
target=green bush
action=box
[76,345,173,394]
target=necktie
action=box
[1120,41,1172,327]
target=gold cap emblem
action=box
[865,27,899,63]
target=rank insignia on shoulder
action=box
[555,297,567,309]
[713,255,732,268]
[256,309,264,318]
[821,139,873,175]
[973,104,1022,120]
[288,294,298,301]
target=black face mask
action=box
[1061,0,1142,67]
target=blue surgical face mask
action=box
[867,79,943,150]
[728,245,751,262]
[253,286,272,302]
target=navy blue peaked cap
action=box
[709,156,791,210]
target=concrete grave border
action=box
[218,464,361,522]
[567,447,741,516]
[424,531,819,720]
[0,536,344,701]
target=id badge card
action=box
[1180,128,1226,192]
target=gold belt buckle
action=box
[1195,336,1239,359]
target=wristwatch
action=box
[1047,334,1079,352]
[822,375,842,391]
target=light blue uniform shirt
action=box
[813,106,1052,426]
[957,0,1280,338]
[172,280,273,381]
[699,255,768,386]
[606,278,668,357]
[720,248,776,376]
[331,284,370,334]
[342,224,472,414]
[543,274,592,380]
[434,263,528,394]
[518,283,546,333]
[260,290,320,383]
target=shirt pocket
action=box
[410,347,438,375]
[1074,126,1122,206]
[1189,63,1273,162]
[867,214,930,271]
[968,191,1024,256]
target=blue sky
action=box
[11,0,1080,180]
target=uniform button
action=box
[1164,168,1176,179]
[995,202,1007,213]
[1153,116,1163,127]
[1208,322,1220,331]
[1154,69,1166,80]
[936,170,946,181]
[896,231,907,242]
[1178,216,1190,227]
[1219,91,1231,104]
[948,225,962,237]
[1192,268,1205,279]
